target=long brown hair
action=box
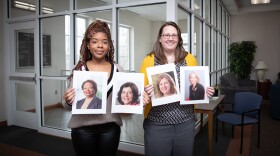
[156,72,177,97]
[69,20,115,79]
[147,21,187,65]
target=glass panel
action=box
[212,0,217,27]
[205,25,210,66]
[42,79,71,131]
[41,0,69,14]
[16,83,35,113]
[212,30,217,72]
[118,26,130,71]
[222,36,226,69]
[205,0,210,22]
[226,15,229,36]
[217,34,221,69]
[76,0,112,9]
[178,7,189,52]
[194,0,201,16]
[75,10,112,64]
[118,3,166,145]
[118,4,166,72]
[11,0,36,18]
[194,17,201,65]
[222,10,226,33]
[179,0,190,8]
[217,4,221,30]
[16,29,35,73]
[41,16,71,76]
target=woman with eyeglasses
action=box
[140,21,215,156]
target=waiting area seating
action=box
[215,92,262,154]
[219,73,257,110]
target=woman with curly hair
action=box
[62,20,133,156]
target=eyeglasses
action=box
[161,34,178,39]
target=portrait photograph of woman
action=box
[146,63,180,106]
[153,72,178,99]
[76,79,102,109]
[180,66,210,105]
[116,82,140,106]
[72,71,107,114]
[111,72,144,114]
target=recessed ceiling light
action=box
[251,0,271,4]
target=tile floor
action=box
[44,107,145,145]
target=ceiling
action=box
[221,0,280,15]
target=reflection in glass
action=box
[118,4,166,72]
[179,0,190,8]
[11,0,36,18]
[212,30,217,71]
[205,25,210,66]
[213,0,217,26]
[16,83,35,113]
[41,0,69,14]
[42,79,71,131]
[178,7,189,52]
[75,11,112,64]
[194,0,201,16]
[76,0,112,9]
[222,10,226,33]
[16,29,35,73]
[118,3,166,145]
[194,18,201,65]
[41,16,70,76]
[205,0,210,22]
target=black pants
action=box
[71,122,120,156]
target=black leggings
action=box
[71,122,121,156]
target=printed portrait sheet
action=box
[111,72,144,114]
[180,66,210,105]
[146,63,180,107]
[72,71,107,114]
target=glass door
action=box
[8,21,38,130]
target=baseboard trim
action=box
[27,103,63,112]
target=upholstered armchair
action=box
[219,73,257,108]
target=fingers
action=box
[206,86,215,97]
[144,84,154,97]
[64,88,76,105]
[143,84,154,106]
[143,91,150,106]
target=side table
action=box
[257,79,272,100]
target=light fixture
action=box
[13,0,54,14]
[251,0,271,5]
[255,60,268,82]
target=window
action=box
[118,25,131,71]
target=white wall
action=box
[230,11,280,83]
[0,0,6,122]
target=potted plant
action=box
[228,41,257,80]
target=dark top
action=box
[189,83,205,100]
[76,96,102,109]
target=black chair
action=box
[215,92,262,154]
[219,73,257,111]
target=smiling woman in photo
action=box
[117,82,140,106]
[76,79,102,109]
[188,72,205,100]
[155,72,177,98]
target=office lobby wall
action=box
[0,0,6,122]
[230,10,280,83]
